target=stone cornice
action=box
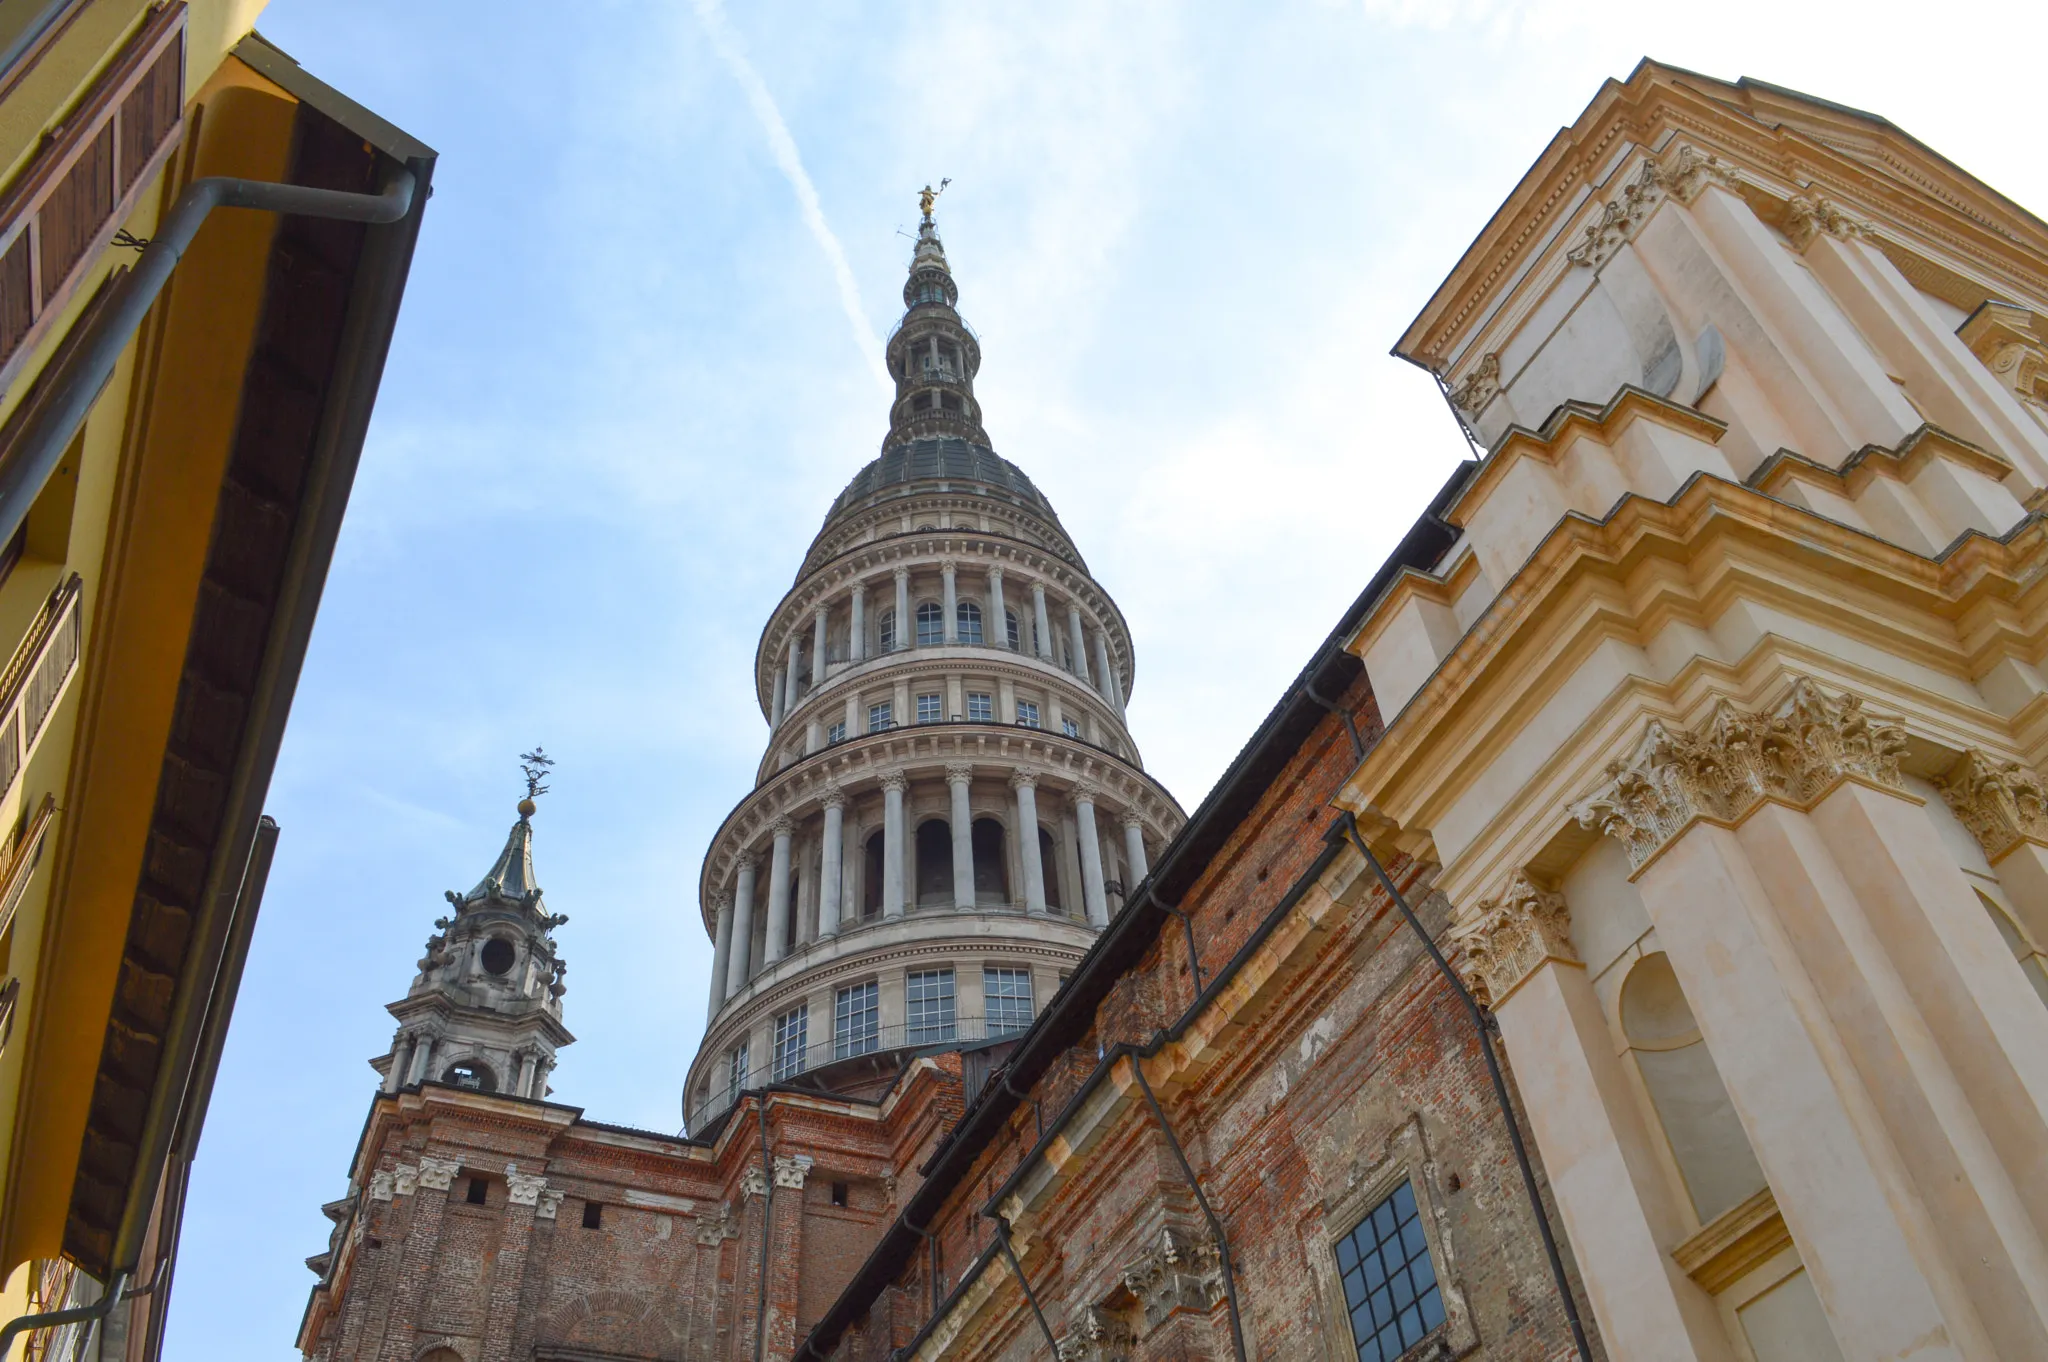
[1936,749,2048,863]
[1748,424,2014,502]
[1398,62,2048,373]
[1570,679,1910,874]
[1448,870,1577,1007]
[1339,457,2048,874]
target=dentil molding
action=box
[1572,678,1910,872]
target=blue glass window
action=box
[1335,1182,1444,1361]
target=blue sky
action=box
[169,2,2048,1354]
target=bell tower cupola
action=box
[373,749,574,1101]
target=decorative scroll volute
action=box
[1571,679,1910,872]
[1936,750,2048,862]
[1448,872,1577,1009]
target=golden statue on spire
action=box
[919,178,951,223]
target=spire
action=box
[884,181,989,450]
[452,746,553,911]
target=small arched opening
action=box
[878,608,898,653]
[863,830,886,918]
[916,601,945,647]
[972,818,1008,904]
[1039,828,1063,912]
[442,1060,497,1093]
[915,819,952,906]
[1005,609,1021,651]
[957,601,984,645]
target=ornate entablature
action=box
[1936,749,2048,862]
[1448,871,1576,1009]
[1570,678,1910,872]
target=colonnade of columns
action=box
[766,559,1127,728]
[381,1031,552,1099]
[704,773,1151,1020]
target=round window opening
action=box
[444,1061,497,1093]
[480,937,516,975]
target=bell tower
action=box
[373,751,573,1099]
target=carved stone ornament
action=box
[1783,194,1873,252]
[946,763,975,786]
[392,1164,420,1197]
[536,1189,566,1221]
[1664,145,1742,205]
[1447,352,1500,417]
[696,1202,741,1245]
[1447,872,1577,1009]
[770,815,795,839]
[1936,750,2048,862]
[1567,158,1666,269]
[774,1154,814,1189]
[1120,1227,1226,1330]
[416,1156,460,1192]
[505,1165,548,1207]
[1008,770,1040,792]
[1056,1306,1136,1362]
[741,1165,769,1199]
[880,771,911,794]
[1073,781,1101,806]
[1571,678,1910,871]
[369,1170,395,1202]
[820,785,847,811]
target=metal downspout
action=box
[0,1272,131,1357]
[989,1215,1060,1356]
[1129,1054,1249,1362]
[1339,814,1595,1362]
[0,166,417,549]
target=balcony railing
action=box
[0,2,185,394]
[806,632,1098,689]
[0,573,82,804]
[691,1016,1033,1129]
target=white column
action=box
[988,567,1008,649]
[893,567,911,650]
[769,669,785,727]
[812,606,828,683]
[785,636,802,710]
[727,856,758,996]
[1093,632,1123,712]
[1067,605,1091,684]
[948,764,976,909]
[1074,784,1109,926]
[764,817,795,965]
[942,559,959,643]
[1121,812,1148,887]
[881,773,908,918]
[708,892,735,1020]
[850,582,866,663]
[1031,583,1052,661]
[516,1051,538,1098]
[1013,772,1047,914]
[819,792,845,939]
[385,1035,413,1093]
[409,1034,436,1085]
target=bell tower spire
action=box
[372,749,574,1100]
[884,181,990,450]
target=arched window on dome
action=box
[916,601,944,647]
[916,819,952,906]
[957,601,984,645]
[1005,609,1021,651]
[863,831,886,918]
[879,608,898,653]
[1039,828,1063,912]
[972,818,1007,904]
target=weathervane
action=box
[918,178,951,224]
[518,746,554,814]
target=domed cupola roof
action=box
[821,436,1061,526]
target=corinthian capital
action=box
[1572,679,1909,871]
[880,771,910,794]
[1937,750,2048,862]
[1664,145,1741,204]
[774,1154,813,1189]
[505,1165,548,1206]
[1784,194,1872,251]
[1448,872,1576,1009]
[1009,769,1039,792]
[946,763,975,786]
[416,1156,459,1192]
[1447,353,1500,416]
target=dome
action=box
[820,437,1061,530]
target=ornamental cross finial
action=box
[519,747,555,801]
[918,178,950,224]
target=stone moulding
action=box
[1936,749,2048,862]
[1571,678,1911,874]
[1448,871,1576,1009]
